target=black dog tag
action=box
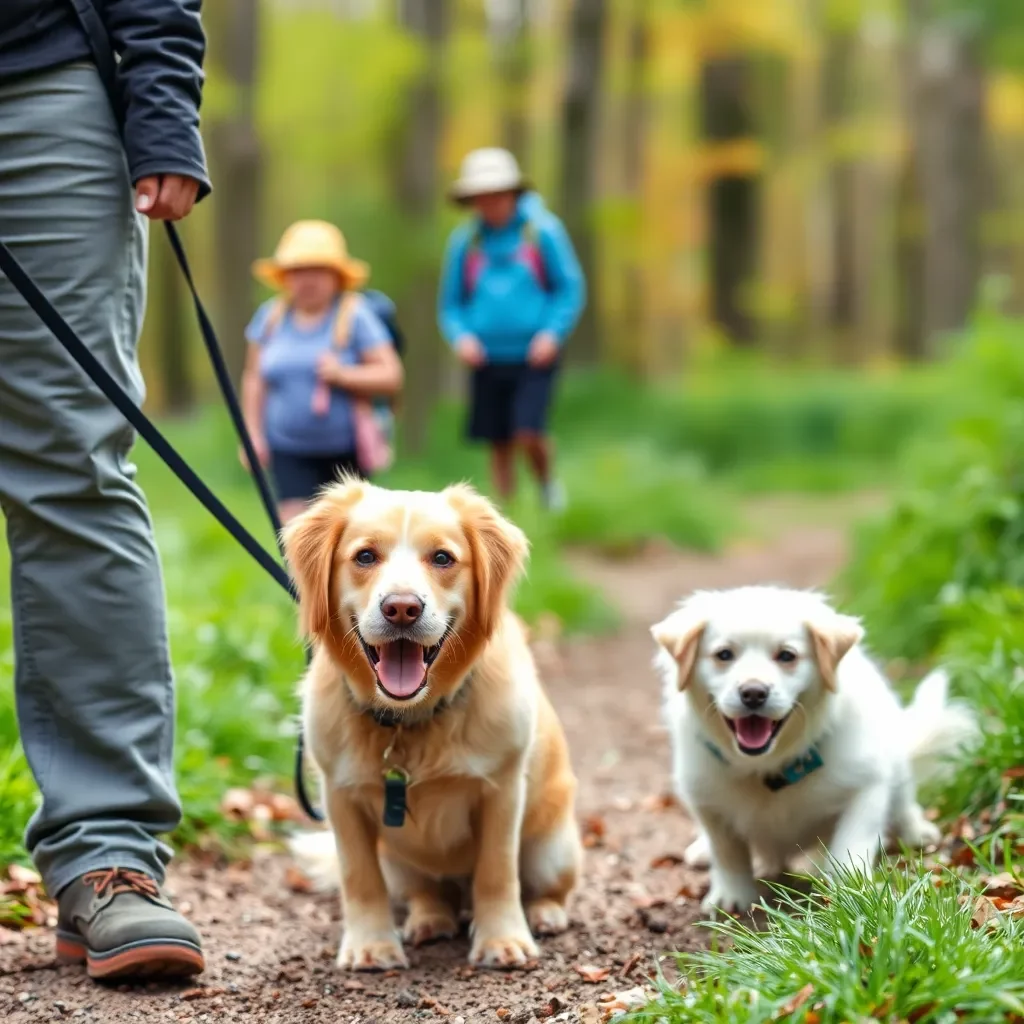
[383,768,408,828]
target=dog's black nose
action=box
[381,593,423,626]
[739,682,770,709]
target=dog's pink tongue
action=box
[734,715,774,750]
[376,640,427,698]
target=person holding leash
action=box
[438,148,586,510]
[0,0,208,980]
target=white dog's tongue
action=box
[376,640,428,698]
[734,715,774,750]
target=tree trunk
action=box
[823,29,858,359]
[906,0,984,353]
[700,57,760,346]
[154,229,194,413]
[392,0,449,454]
[560,0,607,365]
[490,0,532,163]
[205,0,262,389]
[619,0,649,377]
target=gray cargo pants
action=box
[0,63,180,895]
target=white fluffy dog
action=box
[652,586,976,913]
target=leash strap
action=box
[161,225,323,823]
[0,237,291,597]
[162,223,283,541]
[0,232,325,823]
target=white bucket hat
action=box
[448,147,530,204]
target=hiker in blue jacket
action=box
[439,148,586,510]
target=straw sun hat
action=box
[448,147,530,204]
[252,220,369,289]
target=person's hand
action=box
[239,433,269,472]
[134,175,201,221]
[527,331,559,368]
[455,335,487,368]
[317,352,349,388]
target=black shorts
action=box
[467,363,558,444]
[269,450,363,503]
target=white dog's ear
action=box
[651,612,706,691]
[806,612,863,691]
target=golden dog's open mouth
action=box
[357,630,447,701]
[725,713,789,756]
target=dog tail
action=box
[903,667,979,784]
[288,830,341,893]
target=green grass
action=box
[637,865,1024,1024]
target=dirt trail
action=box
[0,517,850,1024]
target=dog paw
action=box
[526,899,569,936]
[899,814,941,850]
[701,874,759,914]
[469,929,539,969]
[403,907,459,947]
[337,932,408,971]
[683,834,711,869]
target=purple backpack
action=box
[462,220,548,298]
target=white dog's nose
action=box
[739,682,770,710]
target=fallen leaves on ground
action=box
[981,872,1024,901]
[620,952,642,978]
[775,983,814,1018]
[574,964,611,984]
[0,866,56,931]
[220,785,304,840]
[285,864,316,894]
[593,986,654,1022]
[650,852,685,869]
[639,793,677,813]
[582,815,607,849]
[970,893,1024,929]
[181,987,228,1002]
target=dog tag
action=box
[382,767,408,828]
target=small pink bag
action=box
[311,294,393,475]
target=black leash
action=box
[0,229,325,823]
[160,224,323,823]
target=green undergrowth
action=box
[636,865,1024,1024]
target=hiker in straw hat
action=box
[240,220,403,523]
[439,148,585,511]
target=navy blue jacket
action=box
[0,0,210,198]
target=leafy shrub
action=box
[842,312,1024,660]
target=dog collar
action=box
[702,739,824,791]
[357,672,473,729]
[367,699,448,729]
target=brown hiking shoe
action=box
[56,868,204,980]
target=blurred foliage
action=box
[842,303,1024,660]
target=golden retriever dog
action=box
[283,478,580,971]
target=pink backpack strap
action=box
[462,221,548,299]
[462,228,485,298]
[519,242,546,290]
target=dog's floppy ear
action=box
[806,610,863,691]
[445,483,528,639]
[651,609,706,691]
[281,477,365,638]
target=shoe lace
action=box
[81,868,160,900]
